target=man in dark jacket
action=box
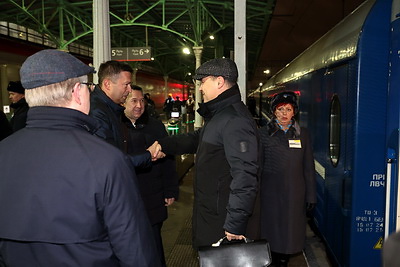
[7,81,29,132]
[159,58,260,249]
[0,49,159,266]
[89,60,162,167]
[124,85,179,266]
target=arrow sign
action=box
[111,47,152,61]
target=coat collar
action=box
[267,118,301,137]
[197,84,241,120]
[26,106,99,134]
[91,85,125,115]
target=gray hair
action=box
[25,76,86,107]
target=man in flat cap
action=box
[0,49,159,266]
[7,80,29,132]
[159,58,260,249]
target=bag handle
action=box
[211,236,253,247]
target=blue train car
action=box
[251,0,399,265]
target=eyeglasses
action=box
[81,82,95,92]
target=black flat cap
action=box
[20,49,95,89]
[193,58,238,82]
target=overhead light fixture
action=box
[263,69,270,75]
[182,47,191,55]
[209,35,215,40]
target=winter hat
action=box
[7,81,25,94]
[193,58,238,82]
[20,49,95,89]
[270,91,298,114]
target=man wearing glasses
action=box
[0,49,159,266]
[159,58,260,249]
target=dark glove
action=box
[306,202,316,212]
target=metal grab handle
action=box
[211,236,253,247]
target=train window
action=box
[329,95,341,167]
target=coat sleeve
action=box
[158,129,200,155]
[302,128,317,203]
[157,122,179,200]
[222,115,260,235]
[102,154,160,266]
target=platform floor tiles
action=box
[161,167,333,267]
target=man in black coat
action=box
[7,81,29,132]
[89,60,163,167]
[159,58,260,249]
[0,49,159,266]
[124,85,179,266]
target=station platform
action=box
[160,166,334,267]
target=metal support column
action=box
[93,0,111,83]
[234,0,247,104]
[193,46,203,129]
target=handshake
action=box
[147,141,166,161]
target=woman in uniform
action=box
[259,91,316,267]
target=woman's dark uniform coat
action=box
[260,120,316,254]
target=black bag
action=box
[198,237,272,267]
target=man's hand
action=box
[146,141,165,161]
[224,231,245,241]
[165,198,175,206]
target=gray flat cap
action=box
[20,49,95,89]
[193,58,238,82]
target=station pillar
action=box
[193,46,203,129]
[93,0,111,83]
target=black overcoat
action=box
[159,86,260,248]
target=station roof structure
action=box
[0,0,366,90]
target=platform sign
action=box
[111,47,152,61]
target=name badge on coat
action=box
[289,139,302,148]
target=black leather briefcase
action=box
[198,237,272,267]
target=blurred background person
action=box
[7,81,29,132]
[144,92,159,119]
[163,93,174,119]
[259,91,316,267]
[124,85,179,267]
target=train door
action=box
[385,1,400,238]
[320,64,350,265]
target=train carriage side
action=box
[254,0,393,265]
[385,0,400,238]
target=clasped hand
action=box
[146,141,166,161]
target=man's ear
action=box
[102,78,111,92]
[216,76,225,89]
[71,82,82,105]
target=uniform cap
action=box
[270,91,298,114]
[20,49,95,89]
[7,81,25,94]
[193,58,238,82]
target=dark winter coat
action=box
[0,106,159,266]
[259,119,316,254]
[124,111,179,225]
[90,86,151,167]
[159,85,260,248]
[0,110,12,141]
[9,97,29,132]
